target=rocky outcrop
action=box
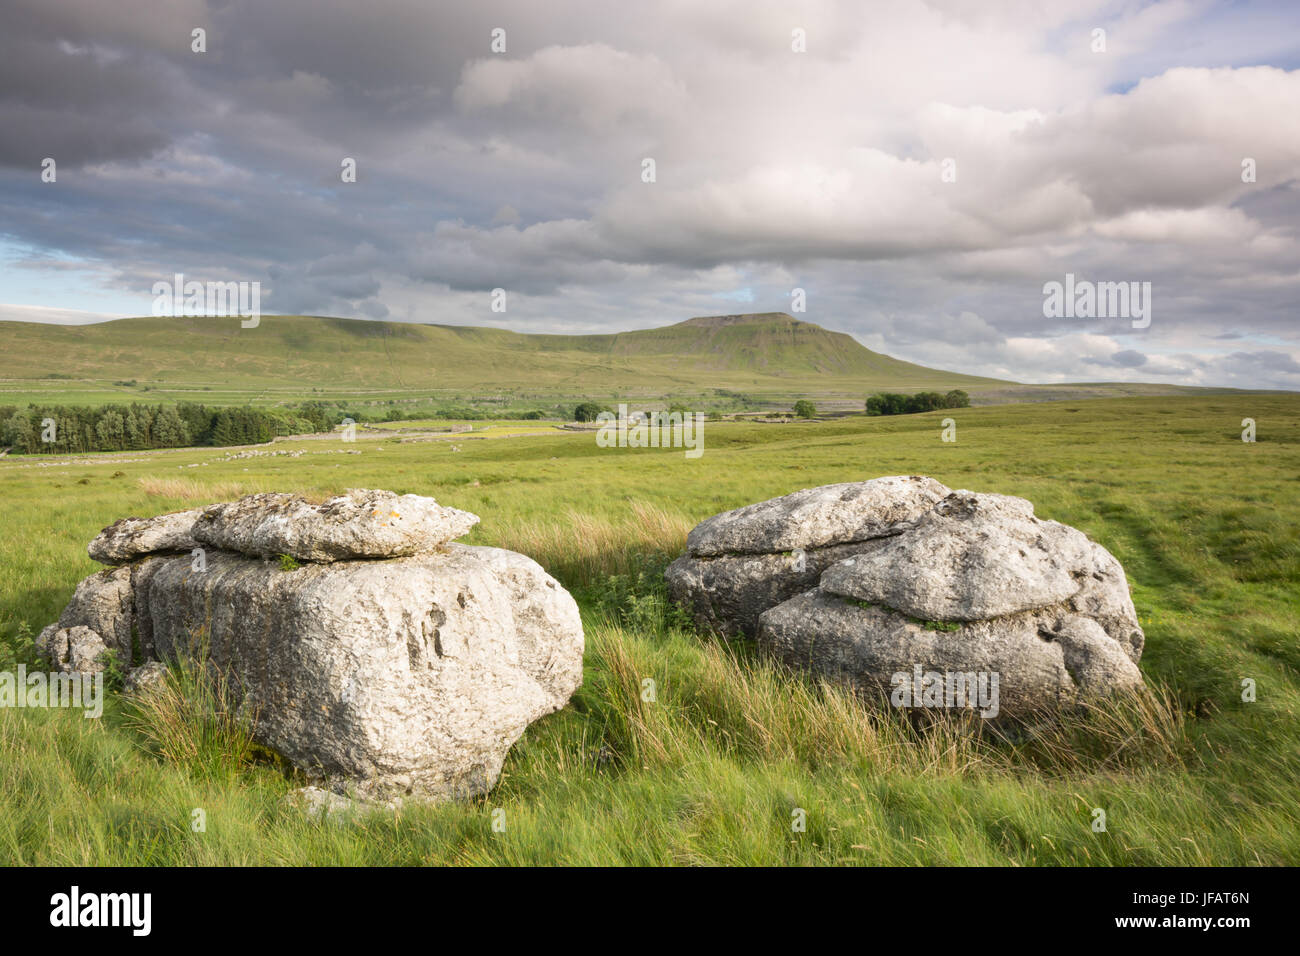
[666,476,951,635]
[670,480,1145,719]
[39,490,583,803]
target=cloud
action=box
[454,44,687,129]
[1111,348,1148,367]
[0,0,1296,390]
[0,303,127,325]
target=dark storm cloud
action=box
[1111,349,1148,367]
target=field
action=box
[2,394,1298,865]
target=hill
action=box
[0,312,1001,405]
[0,311,1262,410]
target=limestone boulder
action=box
[124,661,169,696]
[136,541,583,800]
[818,491,1143,660]
[666,542,868,637]
[53,565,134,663]
[758,592,1142,718]
[750,487,1146,719]
[685,476,953,556]
[41,489,584,805]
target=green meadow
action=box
[1,394,1297,865]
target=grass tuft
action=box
[124,646,260,781]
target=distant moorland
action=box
[0,312,1267,416]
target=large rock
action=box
[124,661,168,696]
[665,542,869,638]
[41,489,584,804]
[749,487,1145,719]
[136,542,582,800]
[666,476,951,636]
[88,508,204,564]
[127,556,173,661]
[191,489,479,562]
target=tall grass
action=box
[492,501,693,586]
[136,476,271,501]
[124,648,261,782]
[575,587,1191,784]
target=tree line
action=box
[865,390,970,416]
[0,401,347,455]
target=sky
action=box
[1,0,1298,388]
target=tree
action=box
[943,389,971,409]
[123,407,146,449]
[131,403,156,446]
[573,402,606,422]
[178,402,215,444]
[95,410,125,450]
[209,410,238,446]
[8,414,36,453]
[152,406,189,447]
[865,393,908,416]
[793,400,817,418]
[906,392,945,413]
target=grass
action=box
[123,645,260,782]
[0,393,1297,864]
[136,476,272,501]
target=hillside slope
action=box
[0,312,1002,396]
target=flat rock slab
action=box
[685,475,951,557]
[88,508,204,564]
[191,489,479,562]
